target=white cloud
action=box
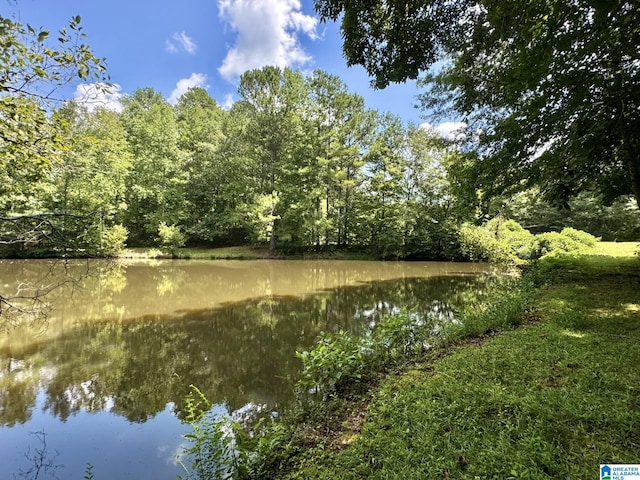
[420,121,468,141]
[166,31,198,54]
[73,83,124,112]
[168,73,209,104]
[221,93,235,110]
[217,0,319,81]
[165,40,179,54]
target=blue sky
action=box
[4,0,439,127]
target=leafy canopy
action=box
[0,14,109,207]
[314,0,640,209]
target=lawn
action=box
[120,245,269,259]
[594,241,639,257]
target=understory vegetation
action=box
[177,245,640,479]
[459,218,599,265]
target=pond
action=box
[0,259,499,479]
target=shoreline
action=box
[197,244,640,479]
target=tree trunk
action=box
[269,218,277,255]
[627,154,640,211]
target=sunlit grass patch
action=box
[176,246,269,259]
[561,329,586,338]
[594,241,639,257]
[624,303,640,314]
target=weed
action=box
[296,331,365,398]
[177,386,250,480]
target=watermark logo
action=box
[601,464,640,480]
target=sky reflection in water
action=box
[0,259,499,479]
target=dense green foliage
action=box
[0,14,107,201]
[459,217,598,265]
[496,189,640,241]
[2,13,639,259]
[0,14,112,257]
[315,0,640,211]
[1,60,479,258]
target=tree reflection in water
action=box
[0,272,499,427]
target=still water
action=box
[0,259,498,479]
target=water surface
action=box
[0,259,498,479]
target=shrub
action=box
[560,227,598,248]
[460,217,598,264]
[158,222,186,255]
[488,218,537,260]
[296,331,364,397]
[532,231,583,258]
[100,224,128,256]
[458,223,522,265]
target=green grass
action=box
[279,251,640,479]
[594,241,639,257]
[175,246,270,259]
[120,245,270,260]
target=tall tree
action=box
[47,103,131,251]
[306,70,376,247]
[402,125,468,258]
[0,14,110,255]
[237,66,307,253]
[121,88,186,244]
[314,0,640,210]
[360,113,408,257]
[174,88,238,243]
[0,14,108,185]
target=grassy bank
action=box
[118,245,377,260]
[255,246,640,479]
[119,245,270,260]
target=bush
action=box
[458,223,522,265]
[296,331,364,397]
[532,231,583,258]
[488,218,537,260]
[158,223,186,254]
[560,227,598,248]
[459,217,598,264]
[100,224,128,256]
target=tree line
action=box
[2,64,478,258]
[3,65,640,260]
[1,10,639,261]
